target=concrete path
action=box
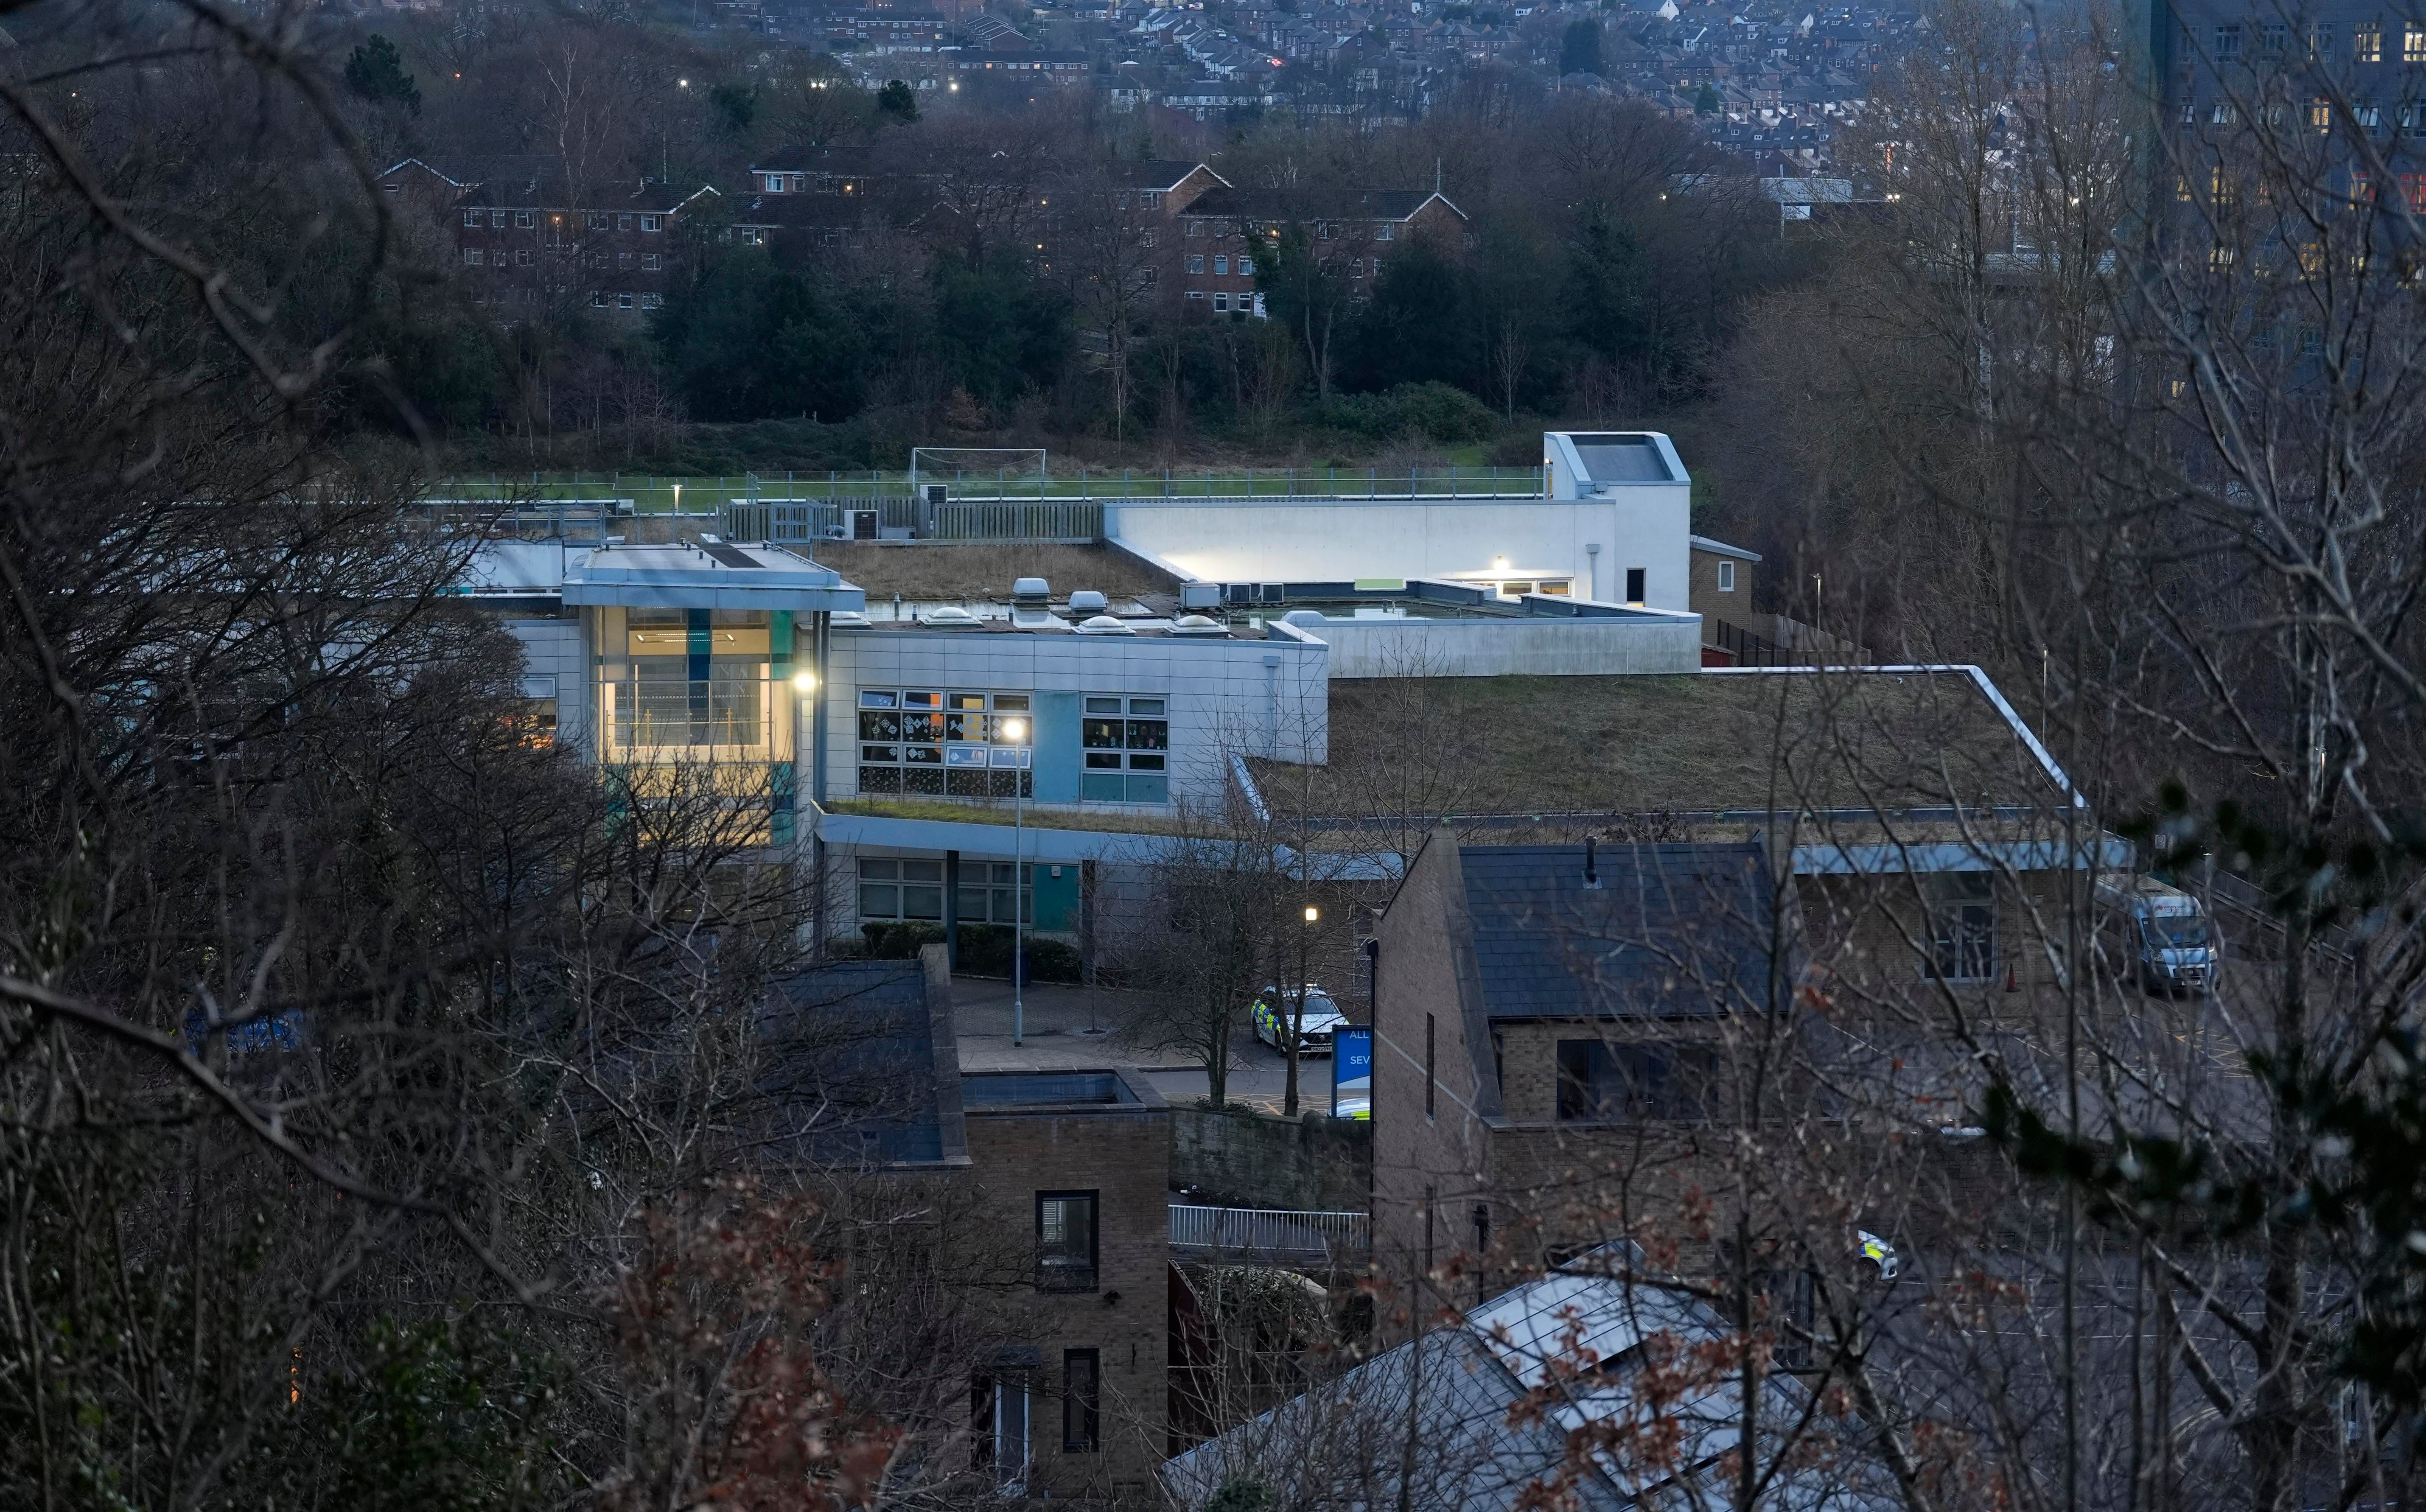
[948,973,1327,1113]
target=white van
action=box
[2096,874,2221,995]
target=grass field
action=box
[426,464,1549,513]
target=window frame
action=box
[1717,560,1735,592]
[1922,871,1999,983]
[1035,1190,1100,1293]
[1062,1349,1101,1453]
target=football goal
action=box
[908,447,1050,499]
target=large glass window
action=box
[596,607,794,764]
[1080,695,1170,803]
[856,689,1031,798]
[857,858,1031,923]
[1036,1191,1098,1291]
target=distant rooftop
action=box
[1247,669,2070,819]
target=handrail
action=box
[1169,1203,1371,1258]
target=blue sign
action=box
[1331,1027,1373,1120]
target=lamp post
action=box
[1286,902,1318,1117]
[1001,717,1030,1046]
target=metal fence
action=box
[1168,1204,1370,1261]
[431,466,1548,510]
[720,497,1105,545]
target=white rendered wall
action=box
[1107,494,1692,613]
[1303,611,1703,677]
[819,627,1330,808]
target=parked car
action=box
[2096,873,2222,996]
[1251,985,1347,1054]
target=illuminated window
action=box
[2409,24,2426,61]
[1080,695,1169,804]
[854,689,1032,798]
[2312,99,2334,133]
[2356,19,2382,61]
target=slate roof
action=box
[1459,843,1774,1019]
[1162,1244,1899,1511]
[754,958,964,1164]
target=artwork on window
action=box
[1080,695,1169,803]
[855,689,1031,798]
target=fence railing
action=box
[1169,1204,1370,1261]
[720,498,1106,545]
[429,465,1548,512]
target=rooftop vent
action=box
[1281,609,1327,627]
[1012,576,1051,607]
[1177,582,1224,611]
[1074,614,1135,635]
[1168,613,1226,636]
[916,605,983,628]
[1067,589,1109,614]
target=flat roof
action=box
[1246,668,2070,819]
[815,542,1179,603]
[560,539,866,612]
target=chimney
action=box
[1583,835,1600,888]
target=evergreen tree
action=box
[1559,17,1603,77]
[343,35,421,116]
[877,80,919,124]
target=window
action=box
[1213,292,1229,312]
[515,248,533,267]
[2410,24,2426,62]
[1036,1192,1098,1291]
[617,213,633,230]
[2356,19,2382,62]
[464,247,484,266]
[1080,695,1169,803]
[1557,1040,1717,1120]
[737,227,764,246]
[588,288,606,307]
[972,1377,1030,1492]
[2357,102,2383,129]
[2214,23,2242,58]
[618,291,635,309]
[1187,254,1205,273]
[1237,255,1254,276]
[858,857,947,921]
[587,212,609,230]
[640,292,662,309]
[1370,256,1384,279]
[1923,873,1997,981]
[618,251,633,268]
[2211,101,2237,125]
[490,209,507,228]
[1717,560,1736,592]
[1625,567,1647,603]
[1187,218,1204,237]
[2405,173,2426,211]
[790,175,805,191]
[641,215,662,232]
[514,210,534,228]
[2262,20,2286,55]
[462,207,482,227]
[1186,290,1205,302]
[1318,221,1335,239]
[857,689,1032,798]
[2311,98,2334,133]
[1213,255,1229,274]
[766,174,784,192]
[1062,1350,1100,1452]
[1375,221,1395,240]
[642,252,662,271]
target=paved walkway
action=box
[947,973,1300,1111]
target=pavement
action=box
[947,973,1310,1113]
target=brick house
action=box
[378,156,718,320]
[760,950,1171,1500]
[1174,186,1468,316]
[1331,669,2123,1303]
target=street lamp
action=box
[1000,716,1030,1046]
[1286,902,1319,1117]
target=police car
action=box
[1251,984,1348,1054]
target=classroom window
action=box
[1923,872,1998,981]
[1062,1350,1100,1452]
[856,689,1031,798]
[1556,1040,1717,1120]
[1080,695,1169,803]
[857,857,947,921]
[1036,1191,1098,1291]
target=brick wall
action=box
[961,1098,1170,1498]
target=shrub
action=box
[859,921,1083,983]
[1324,381,1498,445]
